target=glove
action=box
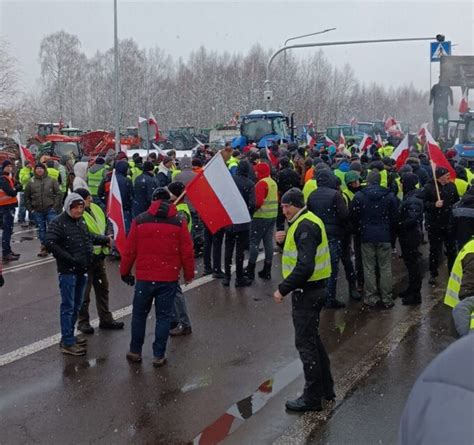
[121,274,135,286]
[0,274,4,287]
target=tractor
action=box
[166,127,209,151]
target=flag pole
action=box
[430,160,441,202]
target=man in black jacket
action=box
[276,157,300,231]
[307,169,350,308]
[46,193,110,356]
[223,160,256,287]
[419,167,459,285]
[449,185,474,251]
[398,173,424,305]
[132,161,156,217]
[274,188,335,412]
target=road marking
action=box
[12,228,37,236]
[0,253,270,368]
[3,257,55,274]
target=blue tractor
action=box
[232,110,295,149]
[451,110,474,163]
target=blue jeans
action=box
[59,273,88,346]
[249,217,276,264]
[32,209,57,245]
[1,206,15,256]
[130,280,178,358]
[172,285,191,328]
[326,237,342,303]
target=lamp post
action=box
[113,0,120,153]
[264,36,438,110]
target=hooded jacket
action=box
[45,193,108,274]
[24,168,62,214]
[350,185,399,243]
[72,161,90,191]
[114,160,134,211]
[228,160,256,232]
[132,171,157,217]
[307,169,348,238]
[254,162,272,210]
[449,186,474,248]
[155,163,172,188]
[398,175,424,247]
[174,156,196,186]
[120,199,195,282]
[419,179,459,230]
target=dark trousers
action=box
[399,239,422,295]
[224,229,249,280]
[276,205,286,231]
[341,233,356,288]
[203,227,224,272]
[292,287,334,402]
[1,206,14,256]
[433,111,448,140]
[192,210,204,255]
[130,280,178,358]
[78,257,113,325]
[428,229,457,277]
[326,237,342,303]
[353,234,364,287]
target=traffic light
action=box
[436,34,445,42]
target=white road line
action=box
[12,228,37,236]
[0,253,270,368]
[3,257,55,274]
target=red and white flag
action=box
[185,152,251,234]
[306,132,316,148]
[459,90,469,113]
[424,128,456,180]
[107,170,127,255]
[358,133,373,152]
[18,144,35,165]
[325,136,336,148]
[338,130,346,147]
[391,134,410,170]
[375,133,383,148]
[148,112,160,140]
[418,123,436,145]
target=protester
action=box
[72,161,90,191]
[45,193,111,356]
[276,157,300,231]
[132,161,156,217]
[24,163,63,257]
[87,157,107,206]
[0,160,20,261]
[449,183,474,251]
[17,160,33,227]
[274,188,334,412]
[74,188,124,334]
[120,187,195,367]
[155,156,173,187]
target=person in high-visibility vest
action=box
[450,183,474,252]
[18,160,33,227]
[168,181,193,337]
[454,165,469,197]
[0,160,20,261]
[273,187,334,412]
[245,162,278,281]
[87,157,107,205]
[74,188,124,334]
[444,239,474,336]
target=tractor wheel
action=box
[173,138,186,151]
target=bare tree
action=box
[0,37,19,107]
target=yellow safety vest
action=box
[378,145,394,157]
[47,167,60,182]
[334,169,347,190]
[465,168,474,186]
[343,188,354,203]
[445,240,474,308]
[19,167,32,188]
[303,179,317,203]
[176,202,192,232]
[455,178,469,197]
[396,177,402,200]
[87,167,105,196]
[254,177,278,219]
[282,211,331,282]
[83,203,110,256]
[171,169,181,179]
[227,156,239,171]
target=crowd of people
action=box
[1,131,474,409]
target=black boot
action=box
[244,261,256,281]
[257,261,272,280]
[402,293,421,305]
[285,396,323,412]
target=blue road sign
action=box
[430,41,451,62]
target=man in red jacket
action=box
[120,188,195,367]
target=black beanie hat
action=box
[152,187,170,201]
[143,161,154,172]
[400,173,418,194]
[168,181,185,198]
[281,187,305,209]
[35,162,46,170]
[74,188,91,199]
[435,166,449,178]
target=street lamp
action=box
[113,0,120,153]
[264,36,438,110]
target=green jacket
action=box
[24,171,62,214]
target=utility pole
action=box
[264,36,439,110]
[113,0,120,153]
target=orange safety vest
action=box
[0,176,18,206]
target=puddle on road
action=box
[192,359,302,445]
[63,357,107,377]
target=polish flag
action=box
[358,133,373,152]
[107,170,127,255]
[375,133,383,148]
[459,91,469,113]
[307,119,315,128]
[418,123,436,146]
[148,112,160,140]
[306,132,316,148]
[325,136,336,148]
[391,134,410,170]
[425,128,456,180]
[338,130,346,147]
[185,152,251,234]
[18,144,35,165]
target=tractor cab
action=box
[451,111,474,163]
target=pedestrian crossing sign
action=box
[430,41,451,62]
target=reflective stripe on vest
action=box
[254,177,278,218]
[282,211,331,282]
[87,167,105,196]
[176,203,192,232]
[83,203,109,255]
[0,176,18,206]
[444,239,474,308]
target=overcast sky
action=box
[1,0,473,93]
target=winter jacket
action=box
[449,186,474,248]
[0,172,18,209]
[45,193,109,274]
[277,167,301,195]
[120,199,195,282]
[114,161,134,211]
[174,156,196,185]
[24,169,62,214]
[278,209,325,296]
[452,296,474,336]
[397,189,424,247]
[419,179,459,231]
[228,160,256,232]
[350,185,398,243]
[411,164,430,187]
[458,251,474,301]
[132,171,157,217]
[155,163,172,188]
[307,170,348,239]
[399,334,474,445]
[72,161,90,191]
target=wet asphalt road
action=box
[0,226,455,444]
